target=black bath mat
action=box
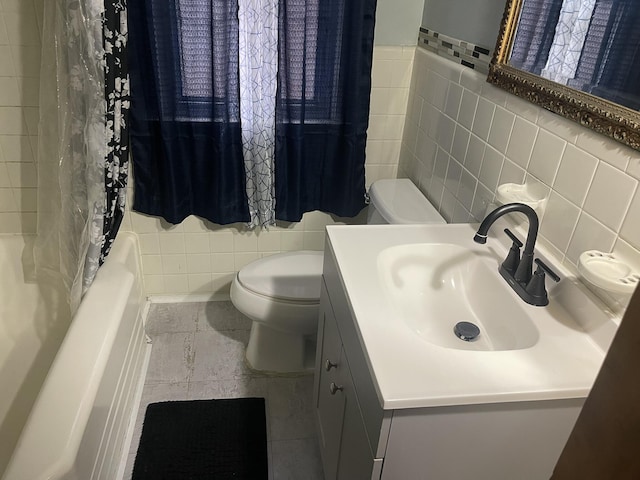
[132,398,268,479]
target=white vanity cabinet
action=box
[314,280,387,480]
[314,242,587,480]
[314,250,392,480]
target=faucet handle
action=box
[534,258,561,282]
[504,228,523,248]
[501,229,522,275]
[524,259,561,306]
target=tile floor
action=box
[123,301,324,479]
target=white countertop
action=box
[326,224,611,410]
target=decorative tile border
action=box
[418,28,493,74]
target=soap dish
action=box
[578,251,639,294]
[496,183,545,211]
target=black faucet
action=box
[473,203,559,306]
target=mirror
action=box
[488,0,640,151]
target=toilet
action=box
[230,178,445,373]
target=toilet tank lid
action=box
[369,179,445,224]
[237,251,324,301]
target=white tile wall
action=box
[399,47,640,276]
[123,211,364,296]
[121,45,414,296]
[0,0,42,234]
[365,46,415,186]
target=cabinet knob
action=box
[325,359,338,371]
[329,382,344,395]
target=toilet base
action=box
[246,322,316,374]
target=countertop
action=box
[326,223,611,410]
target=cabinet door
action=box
[315,288,346,479]
[336,361,376,480]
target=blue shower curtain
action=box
[275,0,375,221]
[128,0,249,225]
[128,0,376,225]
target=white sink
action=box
[325,223,611,409]
[377,243,539,351]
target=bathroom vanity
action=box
[313,224,613,479]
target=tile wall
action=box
[0,0,42,234]
[121,45,415,296]
[399,46,640,277]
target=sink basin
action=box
[377,243,539,351]
[325,223,610,409]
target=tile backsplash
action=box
[399,44,640,279]
[121,45,414,296]
[0,0,42,234]
[418,28,492,74]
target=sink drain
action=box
[454,322,480,342]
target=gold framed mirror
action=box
[488,0,640,151]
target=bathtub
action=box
[3,232,150,480]
[0,234,66,474]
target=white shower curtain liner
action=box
[34,0,109,314]
[238,0,279,228]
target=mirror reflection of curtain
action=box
[570,0,640,109]
[510,0,563,75]
[541,0,596,84]
[511,0,640,111]
[128,0,376,226]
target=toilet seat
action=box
[230,251,324,339]
[237,251,323,303]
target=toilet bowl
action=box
[230,250,324,373]
[231,179,445,373]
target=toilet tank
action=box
[367,179,445,225]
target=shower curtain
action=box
[129,0,376,226]
[239,0,279,227]
[34,0,130,314]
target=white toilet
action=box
[230,178,445,373]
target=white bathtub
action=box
[0,234,70,474]
[3,232,149,480]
